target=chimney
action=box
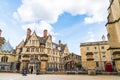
[102,35,106,41]
[0,29,2,37]
[26,28,31,39]
[58,40,61,47]
[43,29,48,38]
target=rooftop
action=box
[80,41,108,46]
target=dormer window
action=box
[36,48,39,52]
[32,40,35,44]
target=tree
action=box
[76,63,82,70]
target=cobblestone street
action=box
[0,73,119,80]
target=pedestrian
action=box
[22,69,27,76]
[31,67,33,74]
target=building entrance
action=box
[105,62,112,72]
[28,55,40,74]
[28,63,40,74]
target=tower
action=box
[106,0,120,73]
[106,0,120,48]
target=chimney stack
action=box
[58,40,61,47]
[0,29,2,37]
[43,29,48,38]
[26,28,31,39]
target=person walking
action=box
[31,67,33,74]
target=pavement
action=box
[0,73,120,80]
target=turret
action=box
[102,35,106,41]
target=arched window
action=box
[1,56,8,63]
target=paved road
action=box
[0,73,119,80]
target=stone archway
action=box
[28,56,40,74]
[64,60,76,71]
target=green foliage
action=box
[76,63,82,69]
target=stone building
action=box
[80,36,113,72]
[0,30,16,71]
[63,53,81,71]
[16,28,69,73]
[106,0,120,72]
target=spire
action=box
[102,35,106,41]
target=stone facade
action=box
[106,0,120,48]
[16,28,69,73]
[80,40,113,71]
[106,0,120,73]
[0,31,17,71]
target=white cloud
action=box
[22,21,58,41]
[0,22,6,28]
[86,31,95,42]
[13,0,109,24]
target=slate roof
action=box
[1,41,13,52]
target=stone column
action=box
[86,52,96,75]
[20,62,24,73]
[40,54,48,73]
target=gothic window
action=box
[1,56,8,63]
[26,48,30,52]
[32,40,35,44]
[31,48,34,52]
[36,48,39,52]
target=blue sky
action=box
[0,0,109,55]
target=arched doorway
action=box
[64,61,76,71]
[16,61,21,71]
[28,55,40,74]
